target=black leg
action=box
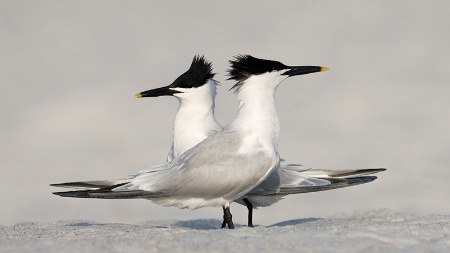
[243,198,254,227]
[221,218,227,228]
[222,206,235,229]
[221,206,227,228]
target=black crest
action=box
[227,55,288,91]
[169,55,215,89]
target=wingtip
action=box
[52,190,92,198]
[52,191,67,196]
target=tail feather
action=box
[274,176,377,195]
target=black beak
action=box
[283,66,329,77]
[135,86,182,98]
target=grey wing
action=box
[275,167,386,189]
[244,168,331,196]
[118,131,277,203]
[275,168,386,194]
[51,165,169,199]
[243,168,386,197]
[277,176,379,195]
[244,175,379,197]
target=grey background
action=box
[1,1,449,226]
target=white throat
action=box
[229,72,288,150]
[171,79,222,158]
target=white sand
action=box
[1,209,449,253]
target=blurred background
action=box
[1,1,449,226]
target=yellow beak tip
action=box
[321,67,330,72]
[135,93,142,98]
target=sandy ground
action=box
[1,209,448,253]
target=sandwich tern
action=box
[52,55,384,229]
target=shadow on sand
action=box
[173,219,224,230]
[269,218,321,227]
[172,217,321,229]
[57,221,106,227]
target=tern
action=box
[51,55,384,229]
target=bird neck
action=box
[172,86,221,157]
[231,76,281,149]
